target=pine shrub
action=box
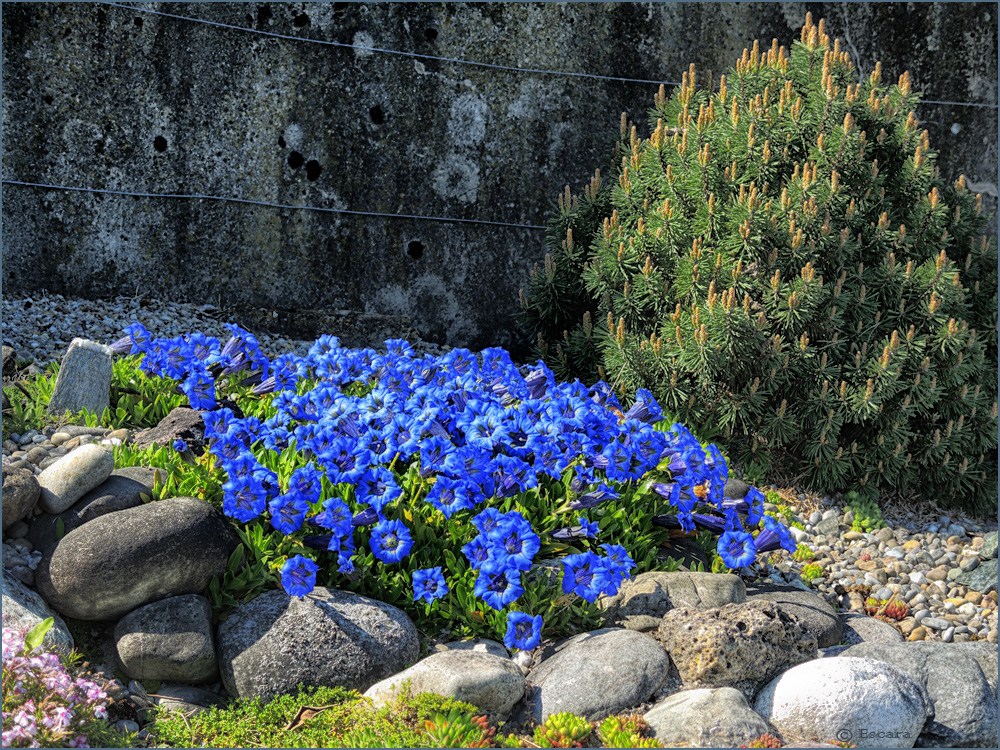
[519,14,998,513]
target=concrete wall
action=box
[3,2,996,351]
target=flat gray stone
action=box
[217,587,419,702]
[432,638,509,658]
[47,338,113,418]
[1,568,75,655]
[745,582,843,647]
[814,515,841,536]
[644,686,770,747]
[843,641,998,747]
[839,612,904,646]
[26,467,162,559]
[754,657,931,749]
[519,628,671,725]
[2,466,40,529]
[147,683,226,719]
[131,407,205,451]
[37,443,115,514]
[657,600,817,700]
[600,571,746,628]
[954,558,998,593]
[114,594,217,683]
[364,650,524,721]
[34,496,238,620]
[980,531,997,560]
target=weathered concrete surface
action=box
[3,3,995,350]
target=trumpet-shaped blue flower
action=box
[413,567,449,604]
[504,611,543,651]
[474,568,524,611]
[561,552,610,603]
[718,530,757,569]
[370,519,413,564]
[222,475,267,522]
[356,466,403,513]
[182,370,216,411]
[424,476,476,519]
[281,554,318,597]
[268,492,310,535]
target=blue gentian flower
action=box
[504,611,543,651]
[561,552,610,603]
[577,516,599,538]
[623,387,663,424]
[222,475,267,522]
[355,466,403,513]
[486,515,540,572]
[474,568,524,611]
[268,492,310,535]
[172,438,188,452]
[182,370,216,410]
[424,476,476,519]
[718,530,757,569]
[280,554,318,597]
[311,497,353,534]
[288,464,325,503]
[462,536,492,569]
[370,519,414,564]
[413,567,449,604]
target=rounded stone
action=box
[839,613,904,645]
[599,570,746,626]
[753,657,930,749]
[34,496,238,620]
[364,650,524,721]
[743,582,843,648]
[643,687,770,747]
[36,443,114,514]
[114,594,217,683]
[217,587,420,702]
[2,466,40,530]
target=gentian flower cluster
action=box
[2,628,112,749]
[114,324,797,647]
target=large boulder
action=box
[114,594,218,684]
[954,558,998,593]
[643,687,771,748]
[216,587,419,702]
[600,571,746,631]
[744,582,843,647]
[25,467,162,559]
[34,496,238,620]
[843,641,998,747]
[518,628,671,725]
[2,465,40,529]
[36,443,115,514]
[46,338,113,418]
[657,600,817,699]
[753,657,931,749]
[364,650,524,721]
[1,568,74,655]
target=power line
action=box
[98,1,682,87]
[0,180,547,231]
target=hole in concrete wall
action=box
[293,13,310,28]
[278,135,286,148]
[288,151,305,169]
[369,106,385,124]
[133,17,143,29]
[407,241,425,259]
[154,136,168,152]
[424,28,438,41]
[305,160,322,181]
[256,4,272,29]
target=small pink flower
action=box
[67,735,90,748]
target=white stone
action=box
[753,657,930,748]
[36,444,114,514]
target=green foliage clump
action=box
[534,711,594,748]
[845,489,886,531]
[519,14,998,514]
[799,562,824,582]
[597,715,662,748]
[741,733,783,748]
[791,544,814,562]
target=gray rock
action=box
[432,638,509,658]
[954,558,998,593]
[131,407,205,451]
[114,594,217,683]
[56,425,110,438]
[217,587,419,701]
[2,466,40,529]
[723,477,750,500]
[843,641,998,747]
[2,344,15,376]
[147,683,226,719]
[1,568,74,655]
[839,613,904,645]
[364,650,524,721]
[814,515,841,536]
[744,582,843,648]
[600,571,746,627]
[981,531,998,560]
[36,443,114,514]
[520,628,671,725]
[643,687,771,748]
[754,657,931,749]
[46,338,113,418]
[657,600,817,699]
[25,467,162,559]
[34,496,238,620]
